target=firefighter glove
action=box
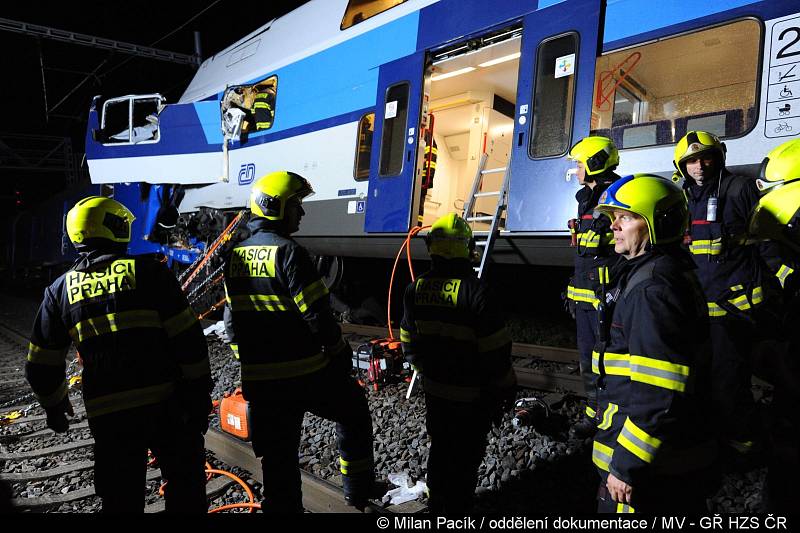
[45,395,74,433]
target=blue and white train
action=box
[82,0,800,267]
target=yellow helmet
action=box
[595,174,688,245]
[250,171,314,220]
[427,213,473,259]
[66,196,135,245]
[756,139,800,193]
[749,180,800,247]
[673,130,726,178]
[568,136,619,176]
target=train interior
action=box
[418,26,520,231]
[590,18,760,149]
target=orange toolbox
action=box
[219,388,251,441]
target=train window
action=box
[379,83,409,177]
[591,19,761,148]
[341,0,408,30]
[221,75,278,136]
[529,33,578,159]
[100,96,162,145]
[354,112,375,181]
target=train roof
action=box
[180,0,440,104]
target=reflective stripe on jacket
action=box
[223,218,343,393]
[569,173,620,310]
[592,250,715,486]
[685,171,769,317]
[25,252,210,418]
[400,258,514,402]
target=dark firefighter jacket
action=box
[251,90,275,130]
[25,251,211,419]
[223,218,343,398]
[400,258,515,403]
[568,172,620,310]
[685,170,771,318]
[591,249,715,486]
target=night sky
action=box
[0,1,307,211]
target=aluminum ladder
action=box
[406,153,511,400]
[462,152,510,279]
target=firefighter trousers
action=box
[766,392,800,512]
[89,400,208,513]
[709,317,758,443]
[576,307,599,415]
[425,395,493,515]
[247,362,374,513]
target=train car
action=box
[4,183,103,281]
[84,0,800,267]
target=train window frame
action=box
[378,82,410,178]
[528,32,579,160]
[341,0,409,31]
[353,112,375,181]
[220,75,279,137]
[591,17,764,150]
[100,94,164,146]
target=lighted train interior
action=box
[420,26,521,231]
[590,19,760,151]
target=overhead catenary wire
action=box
[99,0,225,80]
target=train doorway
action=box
[418,25,521,230]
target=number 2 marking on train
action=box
[777,27,800,60]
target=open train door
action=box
[506,0,604,232]
[365,52,426,233]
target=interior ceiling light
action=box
[431,67,476,82]
[478,52,521,68]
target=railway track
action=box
[0,320,425,513]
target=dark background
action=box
[0,1,307,212]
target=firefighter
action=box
[565,136,621,438]
[25,196,211,513]
[417,127,438,224]
[592,174,716,513]
[675,130,773,453]
[251,83,276,130]
[222,171,374,512]
[747,138,800,512]
[400,213,516,515]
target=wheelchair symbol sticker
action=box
[780,85,794,99]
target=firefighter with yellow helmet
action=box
[26,196,211,513]
[676,130,774,453]
[748,138,800,512]
[565,136,621,438]
[222,171,374,512]
[591,174,716,513]
[400,213,516,514]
